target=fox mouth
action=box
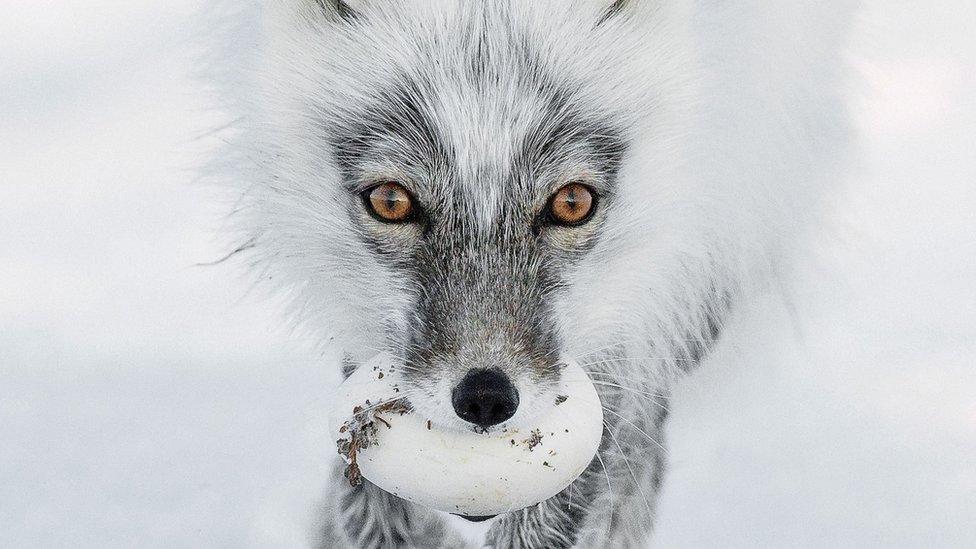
[331,353,604,516]
[455,514,496,522]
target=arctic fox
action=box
[212,0,855,547]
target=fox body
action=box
[213,0,854,546]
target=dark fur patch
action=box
[312,0,358,21]
[332,75,453,182]
[596,0,629,27]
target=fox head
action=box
[221,0,848,431]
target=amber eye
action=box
[365,182,415,222]
[547,183,596,226]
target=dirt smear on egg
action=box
[336,399,413,486]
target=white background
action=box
[2,1,973,547]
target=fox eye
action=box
[546,183,596,226]
[364,182,415,223]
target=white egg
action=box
[329,354,604,516]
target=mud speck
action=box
[523,429,544,451]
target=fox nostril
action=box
[451,369,519,429]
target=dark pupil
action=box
[563,189,582,213]
[563,189,580,212]
[385,189,399,212]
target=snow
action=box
[1,1,973,547]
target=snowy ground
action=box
[1,1,973,547]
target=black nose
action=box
[451,369,519,429]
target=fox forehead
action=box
[302,3,634,229]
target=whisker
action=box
[568,474,575,513]
[579,356,695,370]
[594,449,615,540]
[568,338,639,359]
[600,406,668,454]
[603,419,654,520]
[558,378,669,410]
[582,371,668,387]
[590,381,670,413]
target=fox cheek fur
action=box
[211,0,855,545]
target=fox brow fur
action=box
[201,0,856,546]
